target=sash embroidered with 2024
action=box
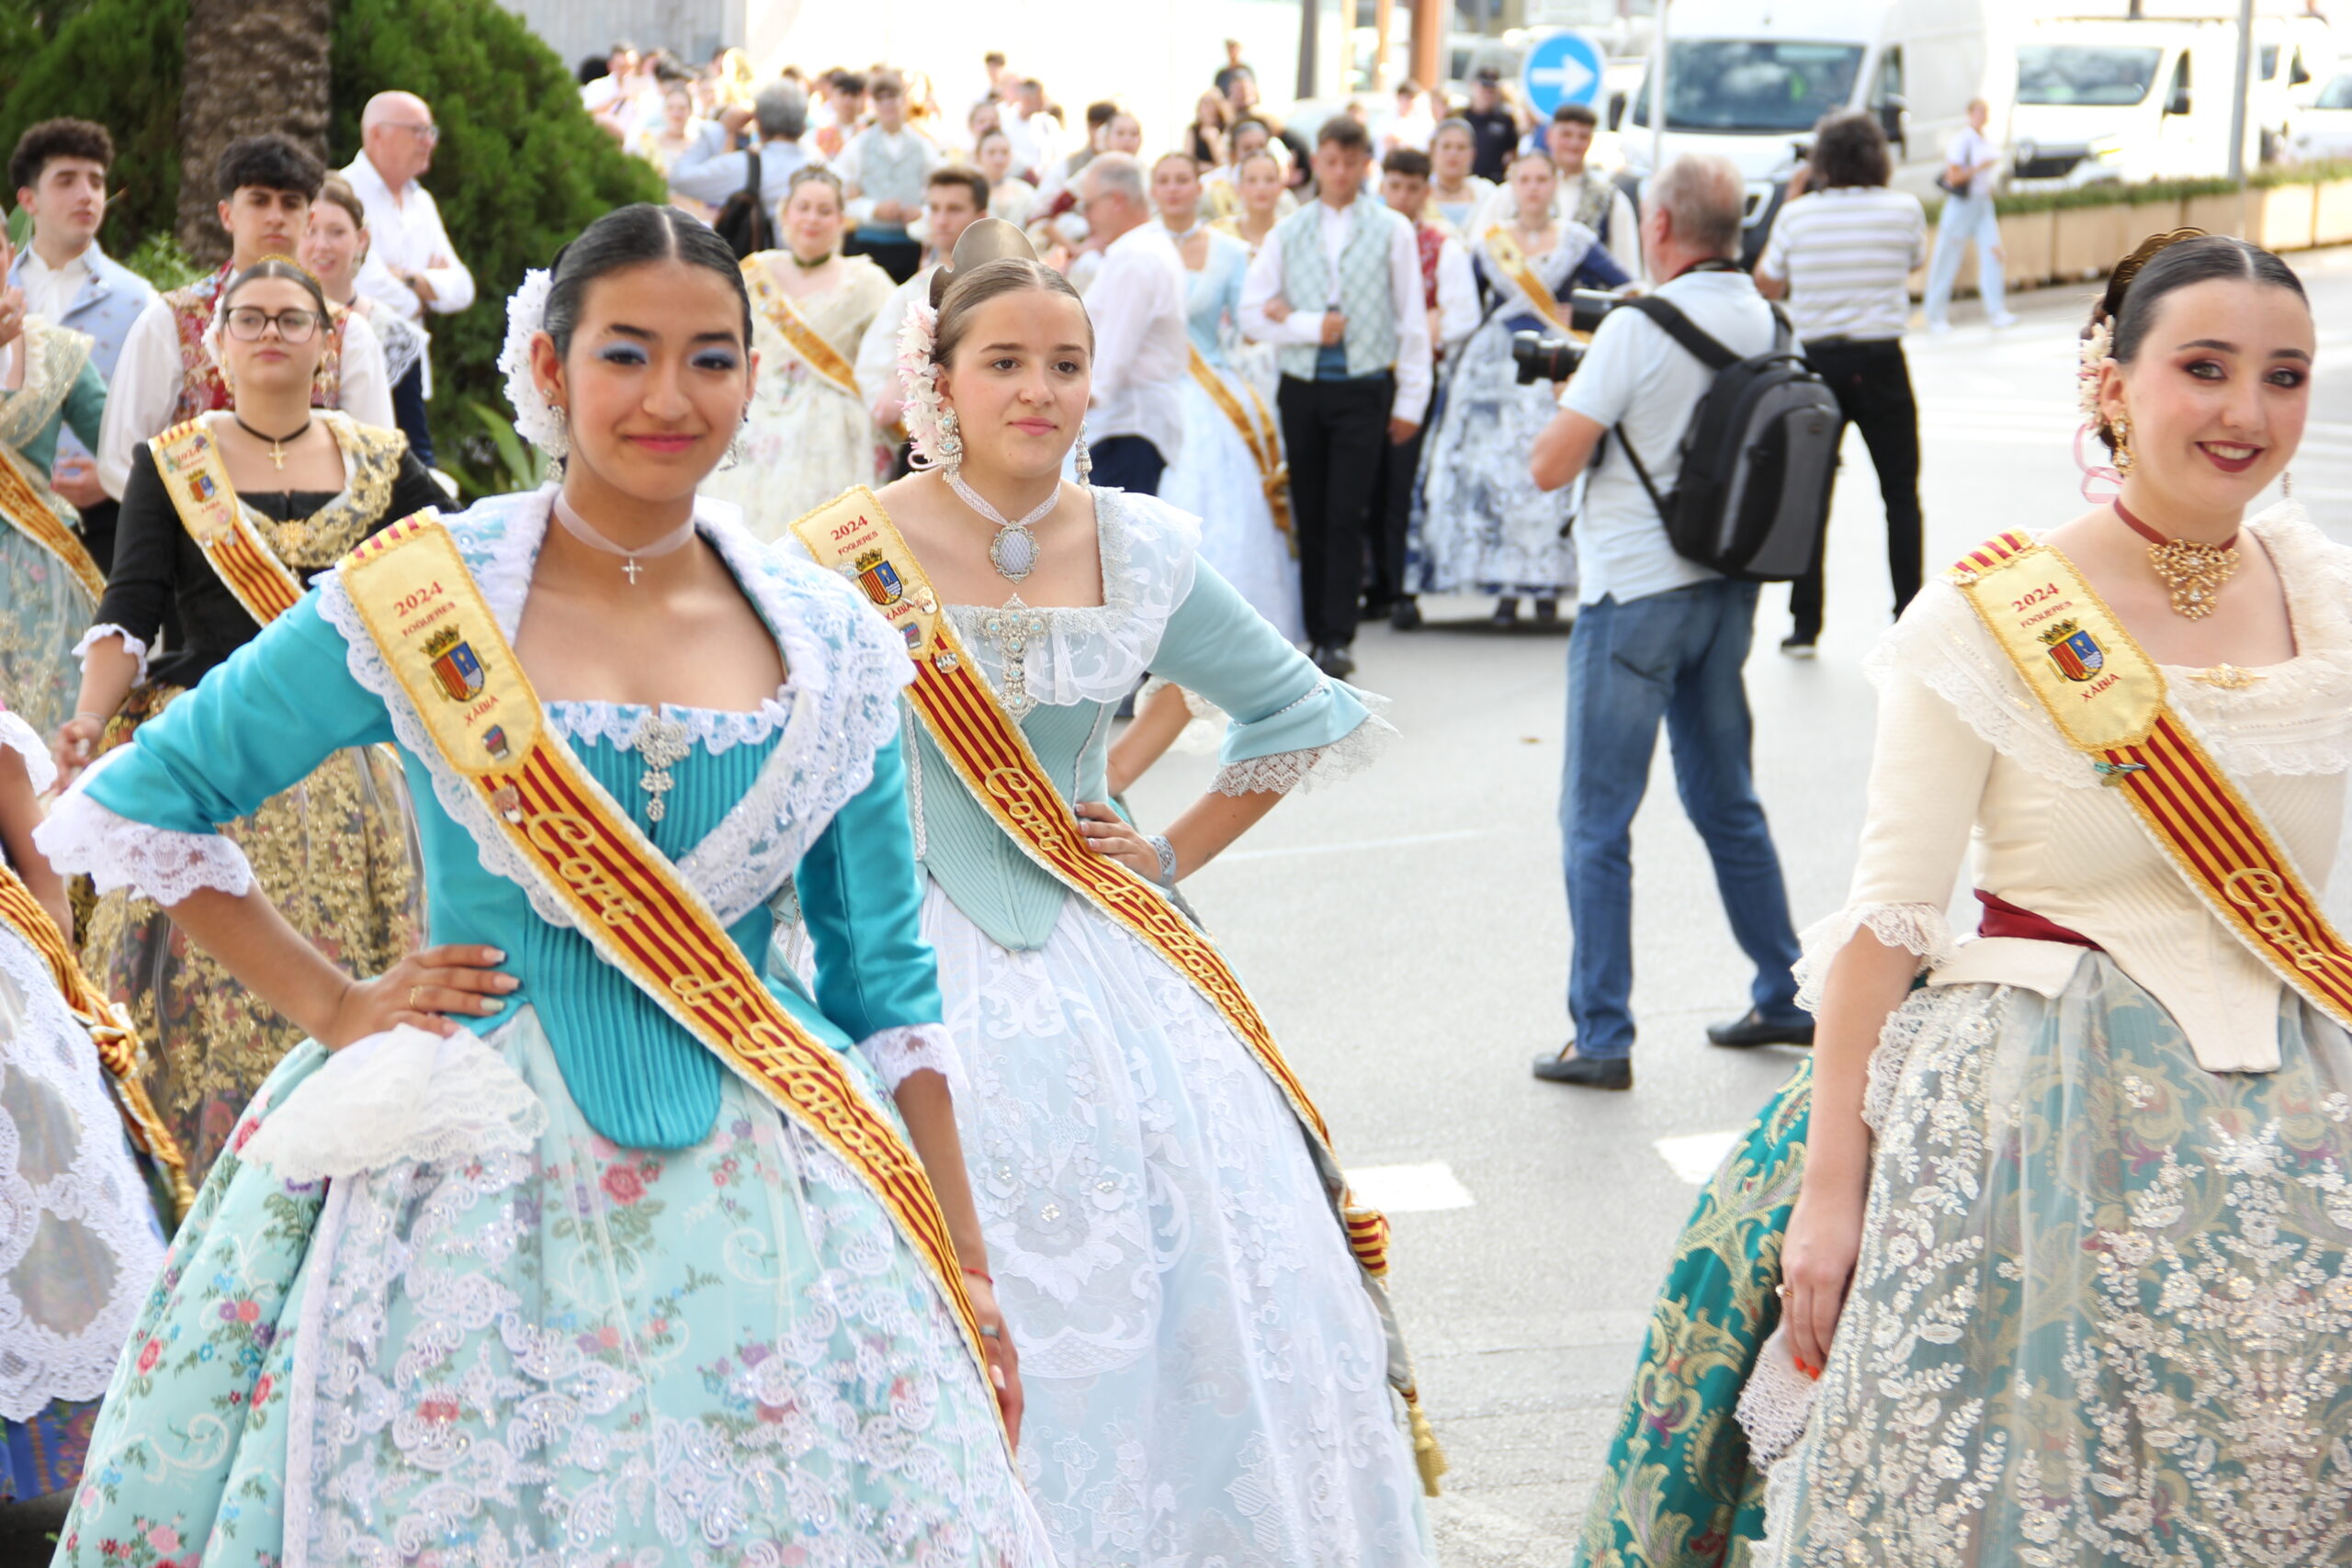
[794,487,1447,1494]
[150,421,305,625]
[335,515,1003,1430]
[0,863,194,1220]
[1184,346,1293,547]
[1951,533,2352,1027]
[0,447,105,605]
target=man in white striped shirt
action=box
[1757,111,1928,655]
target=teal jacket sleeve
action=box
[1144,559,1385,772]
[793,728,945,1044]
[62,357,107,457]
[81,595,393,832]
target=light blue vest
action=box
[1273,199,1406,381]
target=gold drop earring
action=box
[2111,412,2134,477]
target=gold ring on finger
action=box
[1774,1283,1792,1299]
[409,984,424,1008]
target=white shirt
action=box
[664,124,810,210]
[1430,232,1481,355]
[1236,197,1435,425]
[835,127,944,229]
[18,245,93,323]
[1003,108,1062,183]
[855,268,933,420]
[1946,127,2001,200]
[1757,186,1928,343]
[345,152,473,400]
[96,292,394,500]
[1558,268,1775,605]
[1082,224,1190,466]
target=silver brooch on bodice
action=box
[947,469,1061,586]
[977,600,1050,719]
[629,707,691,823]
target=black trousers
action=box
[1277,372,1392,648]
[1087,434,1167,497]
[1790,337,1922,643]
[390,360,435,469]
[844,233,922,284]
[1364,414,1427,612]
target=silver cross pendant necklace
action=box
[550,493,698,585]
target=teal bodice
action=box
[70,492,942,1154]
[1180,230,1252,371]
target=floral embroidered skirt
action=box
[922,886,1433,1568]
[1575,1060,1810,1568]
[54,1006,1051,1566]
[83,685,424,1185]
[0,513,96,742]
[1758,957,2352,1566]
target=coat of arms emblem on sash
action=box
[425,625,487,702]
[855,547,905,608]
[2041,619,2106,682]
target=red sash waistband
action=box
[1975,890,2103,951]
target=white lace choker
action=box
[549,493,698,585]
[946,470,1062,585]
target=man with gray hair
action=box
[1072,151,1188,495]
[1521,153,1811,1089]
[668,80,810,216]
[345,90,472,465]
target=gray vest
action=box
[1273,200,1405,381]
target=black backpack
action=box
[1608,295,1843,582]
[712,148,771,259]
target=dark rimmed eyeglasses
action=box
[225,307,322,343]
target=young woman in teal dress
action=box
[1575,234,2352,1567]
[34,205,1049,1565]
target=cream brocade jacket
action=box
[1798,506,2352,1074]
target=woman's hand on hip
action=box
[1075,800,1159,880]
[321,944,517,1051]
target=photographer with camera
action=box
[1523,154,1815,1089]
[1757,110,1928,657]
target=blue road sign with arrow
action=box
[1521,29,1605,118]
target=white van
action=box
[2010,17,2260,188]
[1619,0,2014,258]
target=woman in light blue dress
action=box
[34,205,1048,1566]
[1408,152,1626,626]
[1152,153,1302,644]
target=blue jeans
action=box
[1560,579,1805,1058]
[1924,189,2007,328]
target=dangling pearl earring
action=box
[2283,468,2296,501]
[938,407,964,476]
[1074,420,1093,485]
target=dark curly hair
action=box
[1807,111,1890,189]
[2085,231,2307,452]
[214,133,323,203]
[8,118,113,197]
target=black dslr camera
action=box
[1510,289,1628,385]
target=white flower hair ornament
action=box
[896,297,949,469]
[498,267,569,460]
[2076,316,2112,422]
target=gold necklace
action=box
[2115,497,2239,620]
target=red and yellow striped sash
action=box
[1483,224,1573,338]
[1185,345,1293,543]
[150,421,304,626]
[0,865,194,1219]
[795,488,1446,1491]
[0,448,105,604]
[336,515,1001,1418]
[1950,531,2352,1027]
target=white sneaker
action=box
[1988,313,2019,330]
[1927,320,1952,336]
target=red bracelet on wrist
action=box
[961,1265,994,1286]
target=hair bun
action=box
[2096,226,2206,328]
[930,216,1040,310]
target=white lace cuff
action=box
[1791,901,1953,1013]
[1212,709,1400,797]
[1736,1325,1817,1476]
[33,754,254,902]
[73,624,150,686]
[241,1023,548,1180]
[0,712,55,795]
[857,1023,966,1097]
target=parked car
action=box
[2290,70,2352,160]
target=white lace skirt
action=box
[0,920,165,1422]
[1159,370,1304,646]
[922,883,1432,1567]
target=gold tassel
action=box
[1408,1393,1448,1497]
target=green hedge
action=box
[329,0,663,494]
[1,0,663,498]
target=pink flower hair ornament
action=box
[895,298,950,469]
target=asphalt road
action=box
[1120,244,2352,1564]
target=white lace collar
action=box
[940,487,1203,708]
[1870,503,2352,786]
[316,488,913,929]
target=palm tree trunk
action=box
[175,0,333,262]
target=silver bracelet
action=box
[1146,833,1179,890]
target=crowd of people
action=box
[0,21,2342,1568]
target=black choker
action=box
[233,414,311,471]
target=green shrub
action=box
[0,0,187,255]
[330,0,664,496]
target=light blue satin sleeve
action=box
[82,595,392,830]
[793,728,944,1041]
[1144,559,1376,767]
